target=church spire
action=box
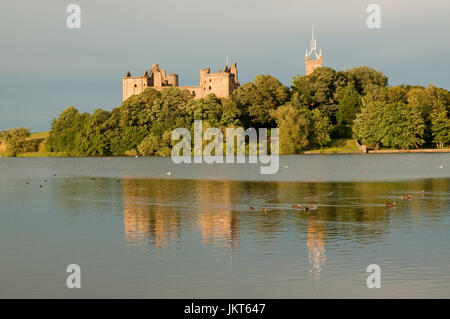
[305,26,323,76]
[307,25,321,59]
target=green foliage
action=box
[344,66,388,95]
[361,84,388,105]
[271,104,309,154]
[43,66,449,156]
[291,68,350,126]
[353,101,385,149]
[303,67,340,106]
[1,127,31,156]
[406,85,450,145]
[380,103,425,149]
[309,108,332,148]
[138,131,173,156]
[430,105,450,148]
[292,67,345,109]
[46,106,90,155]
[138,134,160,156]
[220,98,241,127]
[185,94,223,127]
[354,101,425,150]
[388,85,409,104]
[336,85,361,137]
[233,74,288,127]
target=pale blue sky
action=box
[1,0,449,132]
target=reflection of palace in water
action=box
[119,177,449,280]
[123,179,180,248]
[306,216,326,283]
[122,179,240,250]
[196,181,240,250]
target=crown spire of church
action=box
[305,26,323,76]
[306,25,322,59]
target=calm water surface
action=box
[0,154,449,298]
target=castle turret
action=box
[230,62,238,84]
[167,73,179,87]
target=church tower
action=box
[305,26,323,75]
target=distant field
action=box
[28,131,50,140]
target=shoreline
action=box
[367,149,450,154]
[1,148,450,158]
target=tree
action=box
[290,75,314,108]
[138,131,173,156]
[104,107,126,155]
[353,101,385,149]
[185,94,222,128]
[46,106,89,155]
[233,75,288,127]
[361,84,388,105]
[430,105,450,148]
[151,87,192,131]
[380,103,425,150]
[271,104,309,154]
[220,98,242,127]
[138,134,160,156]
[336,85,361,137]
[309,108,332,148]
[407,85,450,145]
[292,67,342,108]
[344,66,388,95]
[82,109,112,155]
[1,127,30,156]
[42,66,449,156]
[120,88,160,128]
[388,85,409,104]
[292,67,349,125]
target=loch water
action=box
[0,154,449,298]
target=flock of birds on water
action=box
[24,173,428,215]
[248,189,427,214]
[249,203,319,214]
[384,189,426,208]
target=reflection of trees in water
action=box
[49,177,123,217]
[120,178,449,250]
[53,177,449,253]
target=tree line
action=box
[2,66,450,157]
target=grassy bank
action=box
[16,152,69,157]
[28,131,49,140]
[303,139,361,154]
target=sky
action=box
[1,0,449,132]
